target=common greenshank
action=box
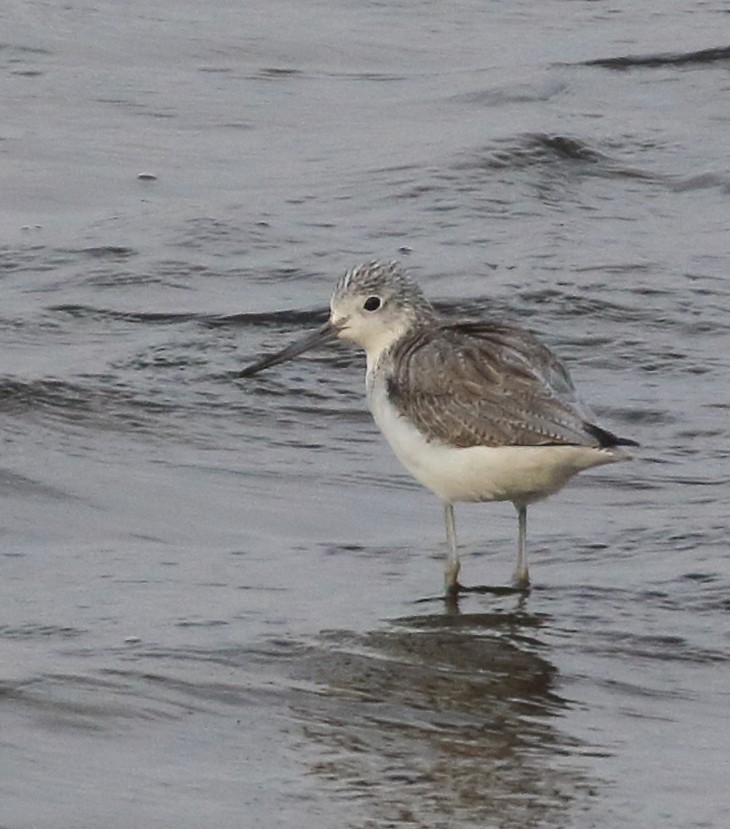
[239,261,637,595]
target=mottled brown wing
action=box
[386,321,605,448]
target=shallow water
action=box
[2,1,729,827]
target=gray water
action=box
[2,1,729,827]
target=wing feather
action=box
[386,322,604,448]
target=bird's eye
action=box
[363,296,381,312]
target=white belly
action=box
[367,376,626,506]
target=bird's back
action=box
[380,320,635,451]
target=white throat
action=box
[333,313,412,374]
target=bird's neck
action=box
[364,318,431,388]
[363,320,416,376]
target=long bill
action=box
[237,320,341,377]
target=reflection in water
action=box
[289,606,594,828]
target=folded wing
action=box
[386,321,627,449]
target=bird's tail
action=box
[584,422,639,449]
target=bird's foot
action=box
[445,579,466,597]
[511,567,531,592]
[444,559,461,598]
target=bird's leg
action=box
[443,503,461,595]
[513,504,530,589]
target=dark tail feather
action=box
[584,422,639,448]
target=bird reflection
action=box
[288,603,595,827]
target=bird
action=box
[238,261,637,596]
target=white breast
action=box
[366,369,625,507]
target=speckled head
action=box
[330,261,436,358]
[237,261,435,378]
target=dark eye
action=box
[363,296,381,312]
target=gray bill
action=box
[238,320,340,377]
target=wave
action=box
[466,133,655,180]
[584,44,730,70]
[0,377,175,432]
[50,303,328,329]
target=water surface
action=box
[2,1,729,827]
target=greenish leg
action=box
[443,503,461,594]
[513,504,530,589]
